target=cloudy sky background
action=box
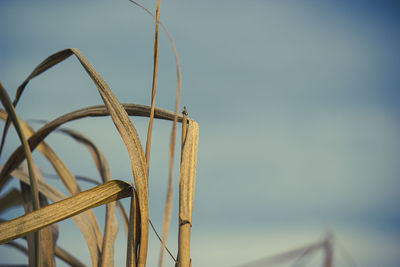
[1,0,400,266]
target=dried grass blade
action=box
[144,0,162,174]
[0,179,132,244]
[69,48,150,267]
[0,109,103,266]
[177,119,199,267]
[127,1,182,95]
[0,81,41,266]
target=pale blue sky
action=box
[1,0,400,266]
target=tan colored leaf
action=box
[0,179,132,244]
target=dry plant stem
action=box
[177,107,188,266]
[0,180,132,244]
[177,119,198,267]
[127,0,182,91]
[0,81,41,266]
[144,0,162,174]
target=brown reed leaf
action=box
[0,179,132,244]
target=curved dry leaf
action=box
[0,102,183,191]
[0,179,132,244]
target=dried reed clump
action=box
[0,1,199,267]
